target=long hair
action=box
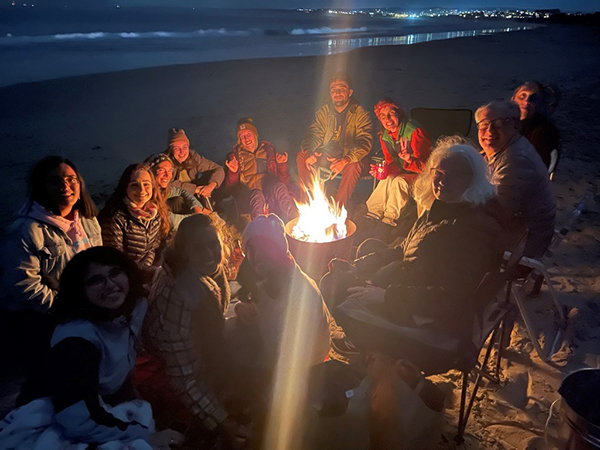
[164,214,226,276]
[52,246,145,323]
[413,136,496,211]
[100,163,170,236]
[27,155,97,218]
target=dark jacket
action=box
[100,207,164,279]
[357,200,503,341]
[521,114,560,170]
[168,149,225,194]
[486,134,556,258]
[225,140,290,190]
[300,98,373,164]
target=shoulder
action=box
[316,104,331,117]
[6,217,59,249]
[52,319,102,350]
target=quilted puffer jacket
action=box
[487,135,556,258]
[357,200,503,341]
[100,207,164,279]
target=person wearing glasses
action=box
[296,72,373,206]
[0,156,102,367]
[476,100,556,258]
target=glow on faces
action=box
[126,169,153,207]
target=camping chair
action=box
[502,189,592,362]
[336,269,510,442]
[410,108,473,143]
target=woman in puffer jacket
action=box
[99,164,169,283]
[324,138,504,373]
[0,156,101,366]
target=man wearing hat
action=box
[224,118,297,223]
[165,127,225,200]
[297,72,373,206]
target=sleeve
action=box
[346,107,373,164]
[49,338,152,443]
[170,178,198,194]
[0,226,56,312]
[149,285,228,430]
[100,214,125,253]
[492,154,537,222]
[404,127,431,174]
[176,187,203,210]
[300,108,328,154]
[197,156,226,188]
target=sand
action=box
[1,23,600,449]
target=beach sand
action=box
[1,23,600,449]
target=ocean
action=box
[0,7,537,87]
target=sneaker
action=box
[364,211,381,221]
[382,217,397,227]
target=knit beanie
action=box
[236,118,258,139]
[144,153,174,170]
[168,128,190,147]
[374,98,402,117]
[242,214,289,255]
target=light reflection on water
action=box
[318,26,538,55]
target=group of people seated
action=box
[0,72,560,449]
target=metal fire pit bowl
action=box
[285,218,356,281]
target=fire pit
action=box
[285,178,356,280]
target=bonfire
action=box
[289,177,348,243]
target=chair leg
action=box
[495,320,507,379]
[512,288,548,362]
[456,371,469,443]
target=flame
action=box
[290,177,347,243]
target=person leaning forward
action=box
[297,72,373,206]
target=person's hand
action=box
[369,163,378,177]
[398,138,411,162]
[234,301,259,324]
[196,182,217,198]
[219,417,250,449]
[151,429,185,449]
[327,157,350,178]
[305,151,322,169]
[276,151,288,164]
[347,285,386,305]
[328,258,356,276]
[226,157,239,173]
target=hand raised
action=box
[276,151,288,164]
[225,157,239,173]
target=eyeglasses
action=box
[476,118,510,131]
[85,267,125,289]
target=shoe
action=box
[382,217,397,227]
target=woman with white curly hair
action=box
[324,137,505,374]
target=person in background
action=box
[0,156,101,366]
[99,164,169,283]
[142,214,249,449]
[145,153,209,231]
[296,72,373,207]
[324,141,502,373]
[511,81,561,173]
[476,100,556,258]
[0,247,183,450]
[224,117,297,223]
[365,98,431,227]
[165,127,225,202]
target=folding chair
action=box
[502,189,593,362]
[410,108,473,143]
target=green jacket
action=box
[300,99,373,164]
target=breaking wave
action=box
[290,26,368,35]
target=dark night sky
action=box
[120,0,599,13]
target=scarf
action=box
[28,202,91,254]
[123,197,158,221]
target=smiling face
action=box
[171,141,190,163]
[477,107,519,156]
[45,163,81,217]
[126,169,153,207]
[329,79,353,110]
[186,226,222,276]
[153,160,174,189]
[84,263,130,310]
[239,130,258,152]
[431,154,473,204]
[377,105,400,134]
